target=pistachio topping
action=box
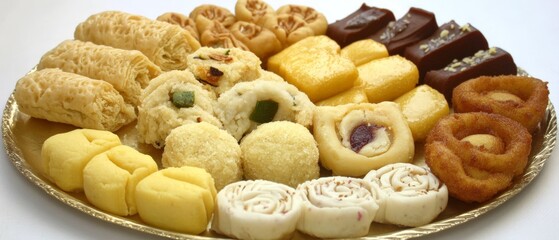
[443,47,498,72]
[171,91,195,108]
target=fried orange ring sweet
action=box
[452,75,549,133]
[425,112,532,202]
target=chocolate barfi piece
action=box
[370,7,438,55]
[326,3,395,48]
[404,21,489,82]
[424,47,517,102]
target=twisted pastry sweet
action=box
[199,21,250,51]
[211,180,302,240]
[276,5,328,35]
[229,21,282,61]
[452,75,549,133]
[425,112,532,202]
[296,176,380,238]
[156,12,199,41]
[364,163,448,227]
[189,4,236,33]
[235,0,275,24]
[260,13,315,47]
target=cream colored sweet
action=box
[136,70,222,148]
[212,180,302,240]
[313,102,414,177]
[162,122,242,190]
[216,79,314,141]
[135,166,217,234]
[355,55,419,103]
[83,145,158,216]
[296,176,380,238]
[240,121,319,187]
[186,47,262,95]
[364,163,448,227]
[41,129,121,192]
[394,85,450,142]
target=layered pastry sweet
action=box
[240,121,319,187]
[326,3,395,48]
[313,102,415,177]
[370,7,438,55]
[162,122,242,190]
[404,20,489,81]
[37,39,161,106]
[424,47,517,101]
[74,11,200,71]
[15,68,136,132]
[212,180,302,240]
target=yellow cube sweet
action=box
[280,50,358,102]
[135,166,217,234]
[394,85,450,142]
[41,129,121,192]
[340,39,388,66]
[267,35,340,74]
[316,88,368,106]
[83,145,158,216]
[355,55,419,103]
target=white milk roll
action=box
[364,163,448,227]
[211,180,301,240]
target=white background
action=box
[0,0,557,239]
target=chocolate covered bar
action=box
[326,3,395,48]
[370,7,438,55]
[424,47,517,102]
[404,21,489,82]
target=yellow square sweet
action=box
[355,55,419,103]
[340,39,388,66]
[267,35,340,74]
[280,50,358,102]
[394,85,449,141]
[316,88,368,106]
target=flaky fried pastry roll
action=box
[15,68,136,131]
[364,163,448,227]
[75,11,200,71]
[37,40,161,106]
[212,180,302,240]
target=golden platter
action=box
[2,70,557,239]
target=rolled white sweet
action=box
[364,163,448,227]
[211,180,302,240]
[296,176,379,238]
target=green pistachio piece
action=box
[249,100,279,123]
[171,91,195,108]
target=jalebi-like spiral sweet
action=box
[364,163,448,227]
[296,176,381,238]
[452,75,549,133]
[425,112,532,202]
[211,180,302,240]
